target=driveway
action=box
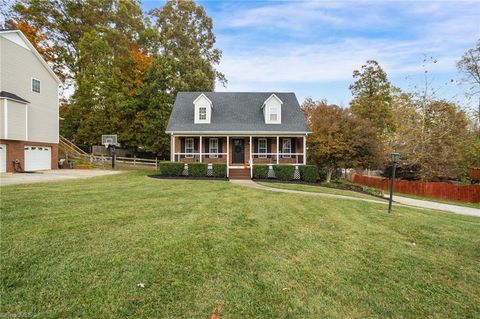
[0,169,121,186]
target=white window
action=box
[282,138,291,158]
[32,78,40,93]
[270,107,278,121]
[185,138,194,158]
[199,107,207,120]
[258,138,267,158]
[209,138,218,158]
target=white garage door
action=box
[24,146,51,171]
[0,144,6,173]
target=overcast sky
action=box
[148,0,480,106]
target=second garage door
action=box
[24,146,51,171]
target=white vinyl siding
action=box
[4,100,27,140]
[209,138,218,158]
[0,35,59,144]
[185,138,194,158]
[282,138,291,158]
[258,138,267,158]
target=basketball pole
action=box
[111,145,116,169]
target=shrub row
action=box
[253,164,319,182]
[159,162,184,176]
[158,162,227,178]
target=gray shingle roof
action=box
[0,91,30,103]
[166,92,309,134]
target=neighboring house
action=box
[0,29,61,172]
[166,92,309,178]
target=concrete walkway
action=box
[230,179,387,204]
[386,195,480,217]
[230,179,480,217]
[0,169,121,186]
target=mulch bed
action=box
[148,175,228,181]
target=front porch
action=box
[171,135,307,178]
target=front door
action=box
[232,139,244,164]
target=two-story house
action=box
[166,92,310,179]
[0,29,61,172]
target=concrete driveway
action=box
[0,169,121,186]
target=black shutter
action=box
[279,138,283,157]
[291,138,296,157]
[204,138,210,154]
[253,138,258,158]
[180,138,185,159]
[267,138,272,158]
[194,137,199,152]
[218,138,223,158]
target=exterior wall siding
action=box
[3,100,27,140]
[0,35,59,144]
[0,139,58,172]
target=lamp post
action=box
[388,152,400,214]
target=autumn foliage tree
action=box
[302,99,382,182]
[350,60,395,139]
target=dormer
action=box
[262,94,282,124]
[193,93,213,124]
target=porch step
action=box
[229,168,251,180]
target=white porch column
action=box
[199,136,203,162]
[171,134,175,162]
[249,136,253,178]
[226,136,230,177]
[303,135,307,165]
[276,136,280,164]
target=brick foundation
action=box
[0,139,58,172]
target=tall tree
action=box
[390,94,479,180]
[349,60,395,138]
[136,0,226,156]
[149,0,226,90]
[457,40,480,140]
[303,99,382,182]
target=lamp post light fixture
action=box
[388,153,400,214]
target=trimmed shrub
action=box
[253,165,269,179]
[159,162,184,176]
[300,165,319,183]
[188,163,208,177]
[212,164,227,178]
[273,165,296,181]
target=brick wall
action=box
[0,139,58,172]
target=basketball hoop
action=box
[102,134,118,169]
[102,135,118,149]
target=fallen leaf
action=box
[211,305,223,319]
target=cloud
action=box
[212,0,479,89]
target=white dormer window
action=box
[270,107,278,121]
[262,94,282,124]
[193,93,212,124]
[199,107,207,120]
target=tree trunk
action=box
[326,165,335,183]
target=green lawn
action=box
[257,181,380,200]
[1,171,479,318]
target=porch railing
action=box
[173,152,228,162]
